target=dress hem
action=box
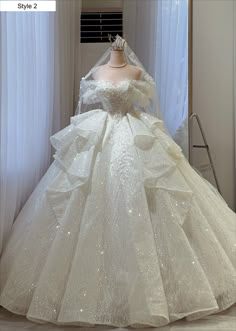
[1,299,235,328]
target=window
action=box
[80,11,123,43]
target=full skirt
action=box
[0,108,235,328]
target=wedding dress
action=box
[0,40,235,328]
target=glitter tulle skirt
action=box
[0,109,235,328]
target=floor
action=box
[0,305,235,331]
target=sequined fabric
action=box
[0,80,236,328]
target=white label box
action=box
[0,1,56,12]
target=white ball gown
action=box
[0,78,235,328]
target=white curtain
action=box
[124,0,188,155]
[0,0,81,253]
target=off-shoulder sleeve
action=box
[80,79,100,105]
[131,80,157,108]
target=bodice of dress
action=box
[80,78,157,115]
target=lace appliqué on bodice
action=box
[80,79,156,115]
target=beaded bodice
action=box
[80,79,156,115]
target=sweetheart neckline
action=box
[94,79,140,86]
[81,78,150,88]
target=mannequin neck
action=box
[108,50,127,67]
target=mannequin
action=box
[93,50,142,83]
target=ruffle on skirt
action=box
[47,109,108,223]
[0,108,235,328]
[48,109,192,229]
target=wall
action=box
[192,0,236,210]
[82,0,122,10]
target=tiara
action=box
[108,34,126,51]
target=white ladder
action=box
[188,113,221,194]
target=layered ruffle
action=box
[47,109,107,223]
[50,109,107,184]
[48,108,193,229]
[127,110,193,228]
